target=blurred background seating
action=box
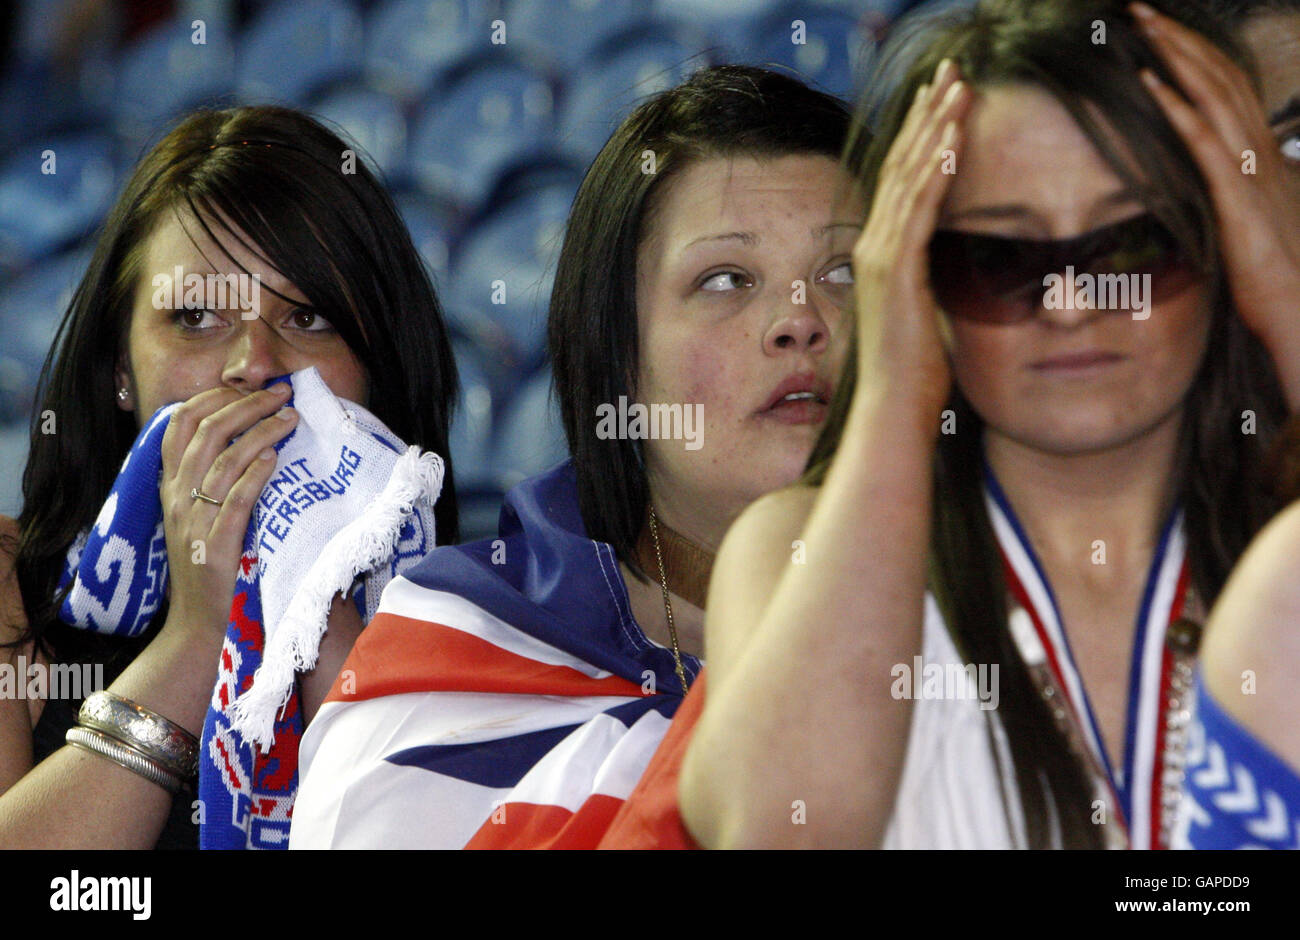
[0,0,928,538]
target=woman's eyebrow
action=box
[682,231,758,249]
[814,222,863,237]
[681,223,860,250]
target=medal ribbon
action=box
[984,471,1189,848]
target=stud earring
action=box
[117,387,130,402]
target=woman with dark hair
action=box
[0,105,459,848]
[667,0,1300,849]
[289,65,862,848]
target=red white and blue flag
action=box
[289,462,702,849]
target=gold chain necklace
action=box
[647,504,691,695]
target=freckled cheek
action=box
[677,343,752,424]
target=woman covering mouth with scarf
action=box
[0,106,460,849]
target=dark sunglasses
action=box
[928,213,1202,324]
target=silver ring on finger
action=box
[190,486,223,507]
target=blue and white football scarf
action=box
[59,367,445,848]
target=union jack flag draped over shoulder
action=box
[290,461,704,849]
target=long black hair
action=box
[548,64,856,574]
[805,0,1287,847]
[8,105,459,669]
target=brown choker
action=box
[632,507,716,611]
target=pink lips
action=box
[759,372,832,425]
[1030,351,1126,374]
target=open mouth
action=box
[761,379,832,424]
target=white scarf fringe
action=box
[228,446,445,751]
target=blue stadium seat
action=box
[742,4,874,100]
[0,244,94,427]
[393,191,456,280]
[504,0,646,71]
[860,0,928,25]
[236,0,364,104]
[449,336,509,543]
[655,0,785,28]
[555,25,706,162]
[445,184,571,376]
[490,366,568,491]
[364,0,495,102]
[310,84,410,185]
[111,17,236,145]
[0,421,32,516]
[775,0,914,18]
[448,339,496,490]
[0,62,95,157]
[482,156,581,218]
[408,55,556,210]
[0,134,117,274]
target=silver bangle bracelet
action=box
[65,727,183,795]
[78,691,199,781]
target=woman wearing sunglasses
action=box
[666,0,1300,849]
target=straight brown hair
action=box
[805,0,1287,847]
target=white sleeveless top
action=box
[882,594,1056,849]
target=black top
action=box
[31,681,199,850]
